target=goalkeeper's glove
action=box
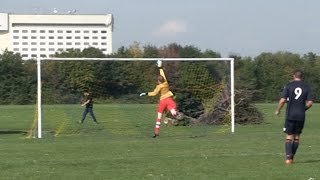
[139,92,147,96]
[157,60,162,68]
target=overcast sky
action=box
[1,0,320,57]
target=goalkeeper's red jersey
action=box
[147,68,174,100]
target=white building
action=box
[0,13,113,59]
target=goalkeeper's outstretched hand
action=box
[157,60,162,68]
[139,93,146,97]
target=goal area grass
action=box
[0,103,319,179]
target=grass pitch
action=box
[0,104,319,180]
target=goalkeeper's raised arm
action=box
[139,60,179,138]
[140,60,173,100]
[157,60,167,82]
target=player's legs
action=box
[153,112,162,137]
[291,120,304,160]
[80,108,89,123]
[165,98,178,117]
[284,120,295,164]
[292,134,300,159]
[285,134,294,164]
[154,102,166,137]
[166,98,185,120]
[88,108,98,123]
[284,120,304,164]
[170,109,177,116]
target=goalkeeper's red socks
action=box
[154,118,161,137]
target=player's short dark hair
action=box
[293,70,303,79]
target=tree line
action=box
[0,42,319,105]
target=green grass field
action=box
[0,104,319,180]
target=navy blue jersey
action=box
[85,95,93,108]
[281,80,312,121]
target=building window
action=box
[49,48,55,51]
[84,37,89,39]
[31,48,37,51]
[101,49,107,51]
[31,54,37,57]
[40,30,45,33]
[40,42,45,45]
[101,36,107,39]
[75,36,80,39]
[92,36,98,39]
[57,42,63,45]
[31,42,37,45]
[66,36,72,39]
[40,54,46,58]
[101,30,107,33]
[31,30,37,33]
[92,42,98,45]
[22,36,28,39]
[13,48,19,51]
[49,42,54,45]
[31,36,37,39]
[101,42,107,45]
[57,48,64,51]
[75,42,81,45]
[58,36,63,39]
[22,30,28,33]
[22,48,28,51]
[92,30,98,33]
[66,30,72,33]
[84,42,89,45]
[40,48,46,51]
[49,30,54,33]
[49,36,54,39]
[22,54,28,57]
[84,30,89,33]
[57,30,63,33]
[13,36,19,39]
[75,30,80,33]
[66,42,72,45]
[13,30,19,33]
[13,42,19,45]
[40,36,45,39]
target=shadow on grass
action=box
[0,130,28,135]
[297,159,320,164]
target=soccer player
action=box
[140,60,180,138]
[275,70,313,164]
[79,91,99,124]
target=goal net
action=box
[33,58,234,138]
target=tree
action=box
[302,52,320,102]
[254,52,303,101]
[0,50,36,104]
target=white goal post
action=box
[36,57,235,138]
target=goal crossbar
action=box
[36,57,235,138]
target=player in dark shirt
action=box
[80,91,98,124]
[275,70,313,164]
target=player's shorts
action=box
[157,97,176,113]
[283,120,305,135]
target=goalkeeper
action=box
[140,60,180,138]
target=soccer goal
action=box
[34,57,234,138]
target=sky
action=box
[1,0,320,57]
